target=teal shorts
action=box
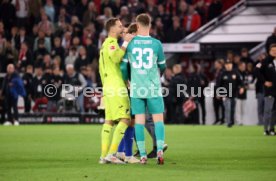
[131,97,164,115]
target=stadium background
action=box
[0,0,276,180]
[1,0,274,125]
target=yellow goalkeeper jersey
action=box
[99,37,126,94]
[99,37,130,120]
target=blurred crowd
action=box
[0,0,238,71]
[0,0,251,125]
[163,47,255,125]
[163,27,276,130]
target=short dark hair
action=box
[105,18,119,33]
[127,23,137,34]
[136,13,151,27]
[269,43,276,50]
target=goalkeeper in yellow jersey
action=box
[99,18,134,164]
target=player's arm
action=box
[120,54,130,82]
[107,41,125,63]
[108,34,133,63]
[157,41,166,76]
[99,50,105,85]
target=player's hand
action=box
[264,81,273,87]
[124,33,134,42]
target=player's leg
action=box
[135,114,146,163]
[100,120,114,163]
[152,114,165,165]
[145,116,168,158]
[108,118,129,155]
[105,119,129,164]
[99,96,114,163]
[105,96,130,164]
[124,119,140,163]
[132,97,147,163]
[133,119,161,159]
[145,116,157,158]
[117,137,125,161]
[148,97,165,165]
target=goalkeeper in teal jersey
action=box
[121,14,166,164]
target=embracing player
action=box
[99,18,133,164]
[122,14,166,164]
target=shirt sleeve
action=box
[120,54,130,81]
[107,41,125,63]
[157,41,166,66]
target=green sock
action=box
[108,121,128,155]
[135,124,147,157]
[101,123,113,158]
[154,121,165,152]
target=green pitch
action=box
[0,125,275,181]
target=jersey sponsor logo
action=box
[110,45,116,50]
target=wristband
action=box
[122,41,129,48]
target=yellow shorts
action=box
[103,95,130,121]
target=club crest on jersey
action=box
[232,74,236,80]
[268,63,273,68]
[223,75,228,80]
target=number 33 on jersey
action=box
[121,35,166,98]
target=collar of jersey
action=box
[107,36,117,41]
[137,35,151,38]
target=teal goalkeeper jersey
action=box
[122,35,166,98]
